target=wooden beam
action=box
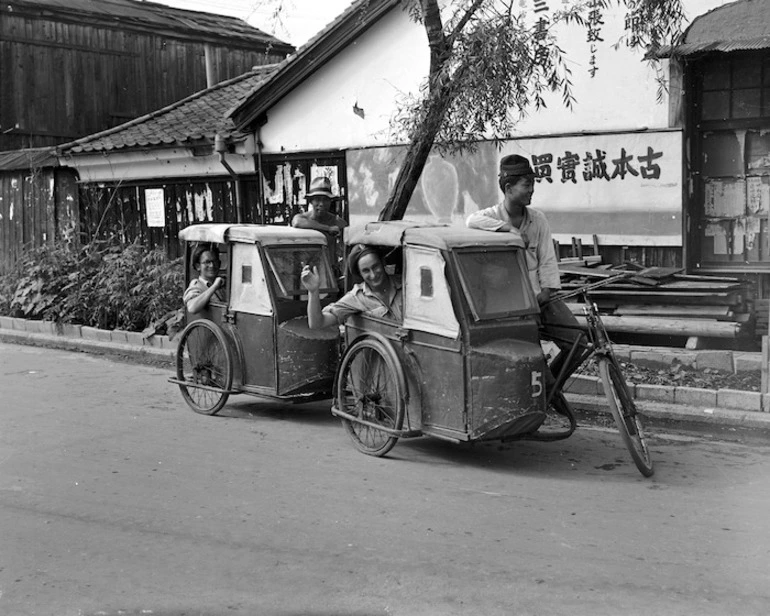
[596,315,743,338]
[613,304,731,318]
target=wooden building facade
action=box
[0,0,293,151]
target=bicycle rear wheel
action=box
[176,319,233,415]
[337,338,405,457]
[598,356,654,477]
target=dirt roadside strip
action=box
[2,316,770,436]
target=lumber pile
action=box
[558,262,756,345]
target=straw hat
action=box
[305,176,337,200]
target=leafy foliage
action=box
[1,235,184,333]
[380,0,685,219]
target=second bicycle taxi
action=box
[331,220,553,455]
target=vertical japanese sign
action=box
[586,0,604,77]
[532,1,551,67]
[144,188,165,228]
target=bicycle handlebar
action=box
[543,272,634,307]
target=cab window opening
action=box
[419,267,433,298]
[454,248,536,319]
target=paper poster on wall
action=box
[704,179,746,217]
[144,188,165,228]
[747,176,770,214]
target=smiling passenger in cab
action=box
[301,244,402,329]
[183,244,226,315]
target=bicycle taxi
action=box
[172,220,653,477]
[171,223,340,414]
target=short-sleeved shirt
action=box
[322,278,403,325]
[183,277,225,309]
[466,203,561,296]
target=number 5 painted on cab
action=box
[531,371,543,398]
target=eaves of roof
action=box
[228,0,402,131]
[4,0,294,50]
[650,0,770,59]
[58,66,278,156]
[0,147,59,171]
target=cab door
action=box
[401,245,465,437]
[229,242,276,392]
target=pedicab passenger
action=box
[183,245,226,314]
[465,154,585,387]
[301,244,402,329]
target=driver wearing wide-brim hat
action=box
[292,176,348,280]
[291,176,347,237]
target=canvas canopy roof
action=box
[179,223,326,246]
[346,221,527,251]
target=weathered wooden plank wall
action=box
[0,167,80,272]
[0,13,285,151]
[76,178,266,260]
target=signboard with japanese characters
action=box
[346,129,683,246]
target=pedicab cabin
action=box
[333,221,546,455]
[174,224,340,414]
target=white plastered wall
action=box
[258,0,731,153]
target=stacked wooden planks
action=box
[558,262,755,343]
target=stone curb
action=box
[564,373,767,413]
[565,393,770,434]
[0,326,176,363]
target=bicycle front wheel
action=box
[598,356,654,477]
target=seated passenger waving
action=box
[183,245,225,314]
[301,244,402,329]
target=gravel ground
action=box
[581,358,762,392]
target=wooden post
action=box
[764,292,770,396]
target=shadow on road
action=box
[218,397,338,427]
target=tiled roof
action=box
[7,0,291,48]
[60,66,277,155]
[652,0,770,58]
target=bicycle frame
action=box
[540,274,632,407]
[539,273,655,477]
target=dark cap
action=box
[346,244,380,284]
[499,154,534,179]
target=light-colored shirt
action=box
[323,279,403,324]
[183,277,225,309]
[466,203,561,296]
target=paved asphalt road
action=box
[1,342,769,616]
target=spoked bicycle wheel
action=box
[336,338,405,457]
[176,319,233,415]
[598,356,654,477]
